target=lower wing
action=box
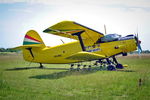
[66,52,106,61]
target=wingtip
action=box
[43,28,52,33]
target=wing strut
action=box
[72,30,86,51]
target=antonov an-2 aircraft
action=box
[14,21,142,70]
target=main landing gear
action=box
[69,56,124,71]
[106,56,124,71]
[39,63,44,68]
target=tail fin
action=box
[23,30,45,46]
[12,30,45,50]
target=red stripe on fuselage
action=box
[25,35,41,42]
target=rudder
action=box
[23,30,45,47]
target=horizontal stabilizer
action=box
[12,45,42,50]
[66,52,106,61]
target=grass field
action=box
[0,53,150,100]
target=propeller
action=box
[104,24,107,35]
[135,33,142,54]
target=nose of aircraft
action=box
[138,40,141,44]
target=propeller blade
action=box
[134,34,142,54]
[138,44,142,54]
[135,26,142,54]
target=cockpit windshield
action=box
[96,34,121,43]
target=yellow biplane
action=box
[14,21,142,70]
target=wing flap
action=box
[66,52,106,61]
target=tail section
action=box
[23,30,45,46]
[12,30,45,50]
[12,30,46,63]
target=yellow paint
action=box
[14,21,137,64]
[123,65,128,67]
[44,21,104,44]
[22,35,137,64]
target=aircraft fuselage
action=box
[23,35,137,64]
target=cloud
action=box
[0,0,25,3]
[107,4,150,12]
[0,0,149,7]
[8,8,32,13]
[1,0,150,13]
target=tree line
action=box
[0,48,19,52]
[130,50,150,54]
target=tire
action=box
[107,65,116,71]
[116,64,124,69]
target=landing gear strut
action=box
[77,64,81,71]
[70,64,74,70]
[69,56,124,71]
[106,58,116,71]
[112,57,124,69]
[39,63,44,68]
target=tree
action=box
[0,48,5,52]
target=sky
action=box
[0,0,150,50]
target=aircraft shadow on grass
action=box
[6,67,69,71]
[6,67,134,80]
[29,70,98,79]
[28,68,134,80]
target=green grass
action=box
[0,53,150,100]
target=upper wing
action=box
[66,51,106,61]
[43,21,104,43]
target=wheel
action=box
[77,64,81,71]
[70,67,74,71]
[107,65,116,71]
[88,65,92,71]
[77,67,80,71]
[70,64,74,71]
[99,65,102,70]
[82,65,86,71]
[116,64,124,69]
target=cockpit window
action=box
[96,34,121,43]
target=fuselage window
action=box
[96,34,121,43]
